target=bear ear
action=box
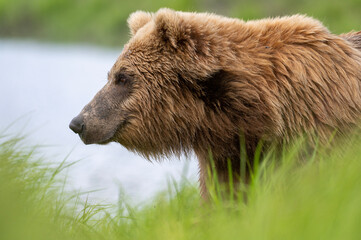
[154,8,192,48]
[128,11,153,36]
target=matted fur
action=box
[71,9,361,198]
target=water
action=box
[0,40,198,203]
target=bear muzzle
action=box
[69,82,129,145]
[69,111,123,145]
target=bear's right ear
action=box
[127,11,153,36]
[154,8,193,49]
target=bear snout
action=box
[69,114,84,135]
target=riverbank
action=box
[1,0,360,46]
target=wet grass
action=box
[1,132,361,240]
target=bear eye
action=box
[114,73,129,85]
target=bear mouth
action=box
[79,128,116,145]
[79,118,130,145]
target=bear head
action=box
[69,8,278,159]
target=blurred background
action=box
[0,0,360,46]
[0,0,360,204]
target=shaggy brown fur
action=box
[70,9,361,198]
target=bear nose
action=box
[69,115,84,134]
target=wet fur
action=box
[78,9,361,198]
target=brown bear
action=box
[69,8,361,198]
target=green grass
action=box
[1,132,361,240]
[0,0,360,46]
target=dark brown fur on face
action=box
[70,9,361,198]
